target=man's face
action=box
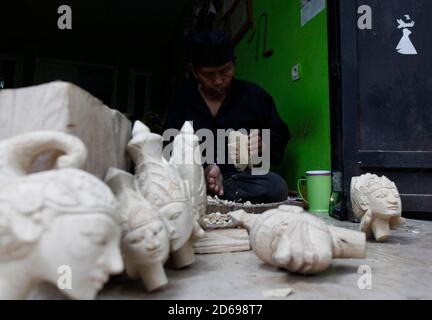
[193,61,235,97]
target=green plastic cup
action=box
[297,170,332,214]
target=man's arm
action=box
[262,92,291,165]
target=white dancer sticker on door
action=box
[396,15,418,55]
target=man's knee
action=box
[222,171,288,203]
[261,172,288,202]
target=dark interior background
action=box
[0,0,204,131]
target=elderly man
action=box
[164,31,290,204]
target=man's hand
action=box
[205,164,224,196]
[248,129,262,160]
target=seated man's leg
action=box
[222,171,288,203]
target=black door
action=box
[330,0,432,220]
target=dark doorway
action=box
[328,0,432,221]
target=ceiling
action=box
[2,0,195,50]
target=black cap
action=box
[187,31,235,67]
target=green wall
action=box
[234,0,331,191]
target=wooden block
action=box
[193,228,251,254]
[0,81,131,179]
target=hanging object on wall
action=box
[184,0,215,37]
[301,0,326,27]
[225,0,253,45]
[396,14,418,55]
[247,12,274,61]
[222,0,236,15]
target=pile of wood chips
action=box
[206,196,305,215]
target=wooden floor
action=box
[30,217,432,300]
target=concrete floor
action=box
[29,217,432,300]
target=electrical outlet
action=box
[292,63,300,81]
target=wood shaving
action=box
[200,212,235,230]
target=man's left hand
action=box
[248,129,262,157]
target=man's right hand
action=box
[204,164,224,197]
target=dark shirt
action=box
[164,78,291,177]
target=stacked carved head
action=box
[127,121,195,252]
[170,121,206,238]
[105,168,170,273]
